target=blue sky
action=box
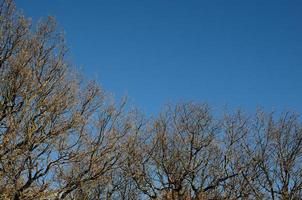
[16,0,302,115]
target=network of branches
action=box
[0,1,301,199]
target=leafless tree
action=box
[0,1,131,199]
[243,111,302,200]
[123,103,251,200]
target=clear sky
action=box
[15,0,302,115]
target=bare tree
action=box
[0,1,131,199]
[123,103,251,200]
[244,111,302,200]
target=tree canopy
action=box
[0,1,301,199]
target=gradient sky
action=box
[15,0,302,115]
